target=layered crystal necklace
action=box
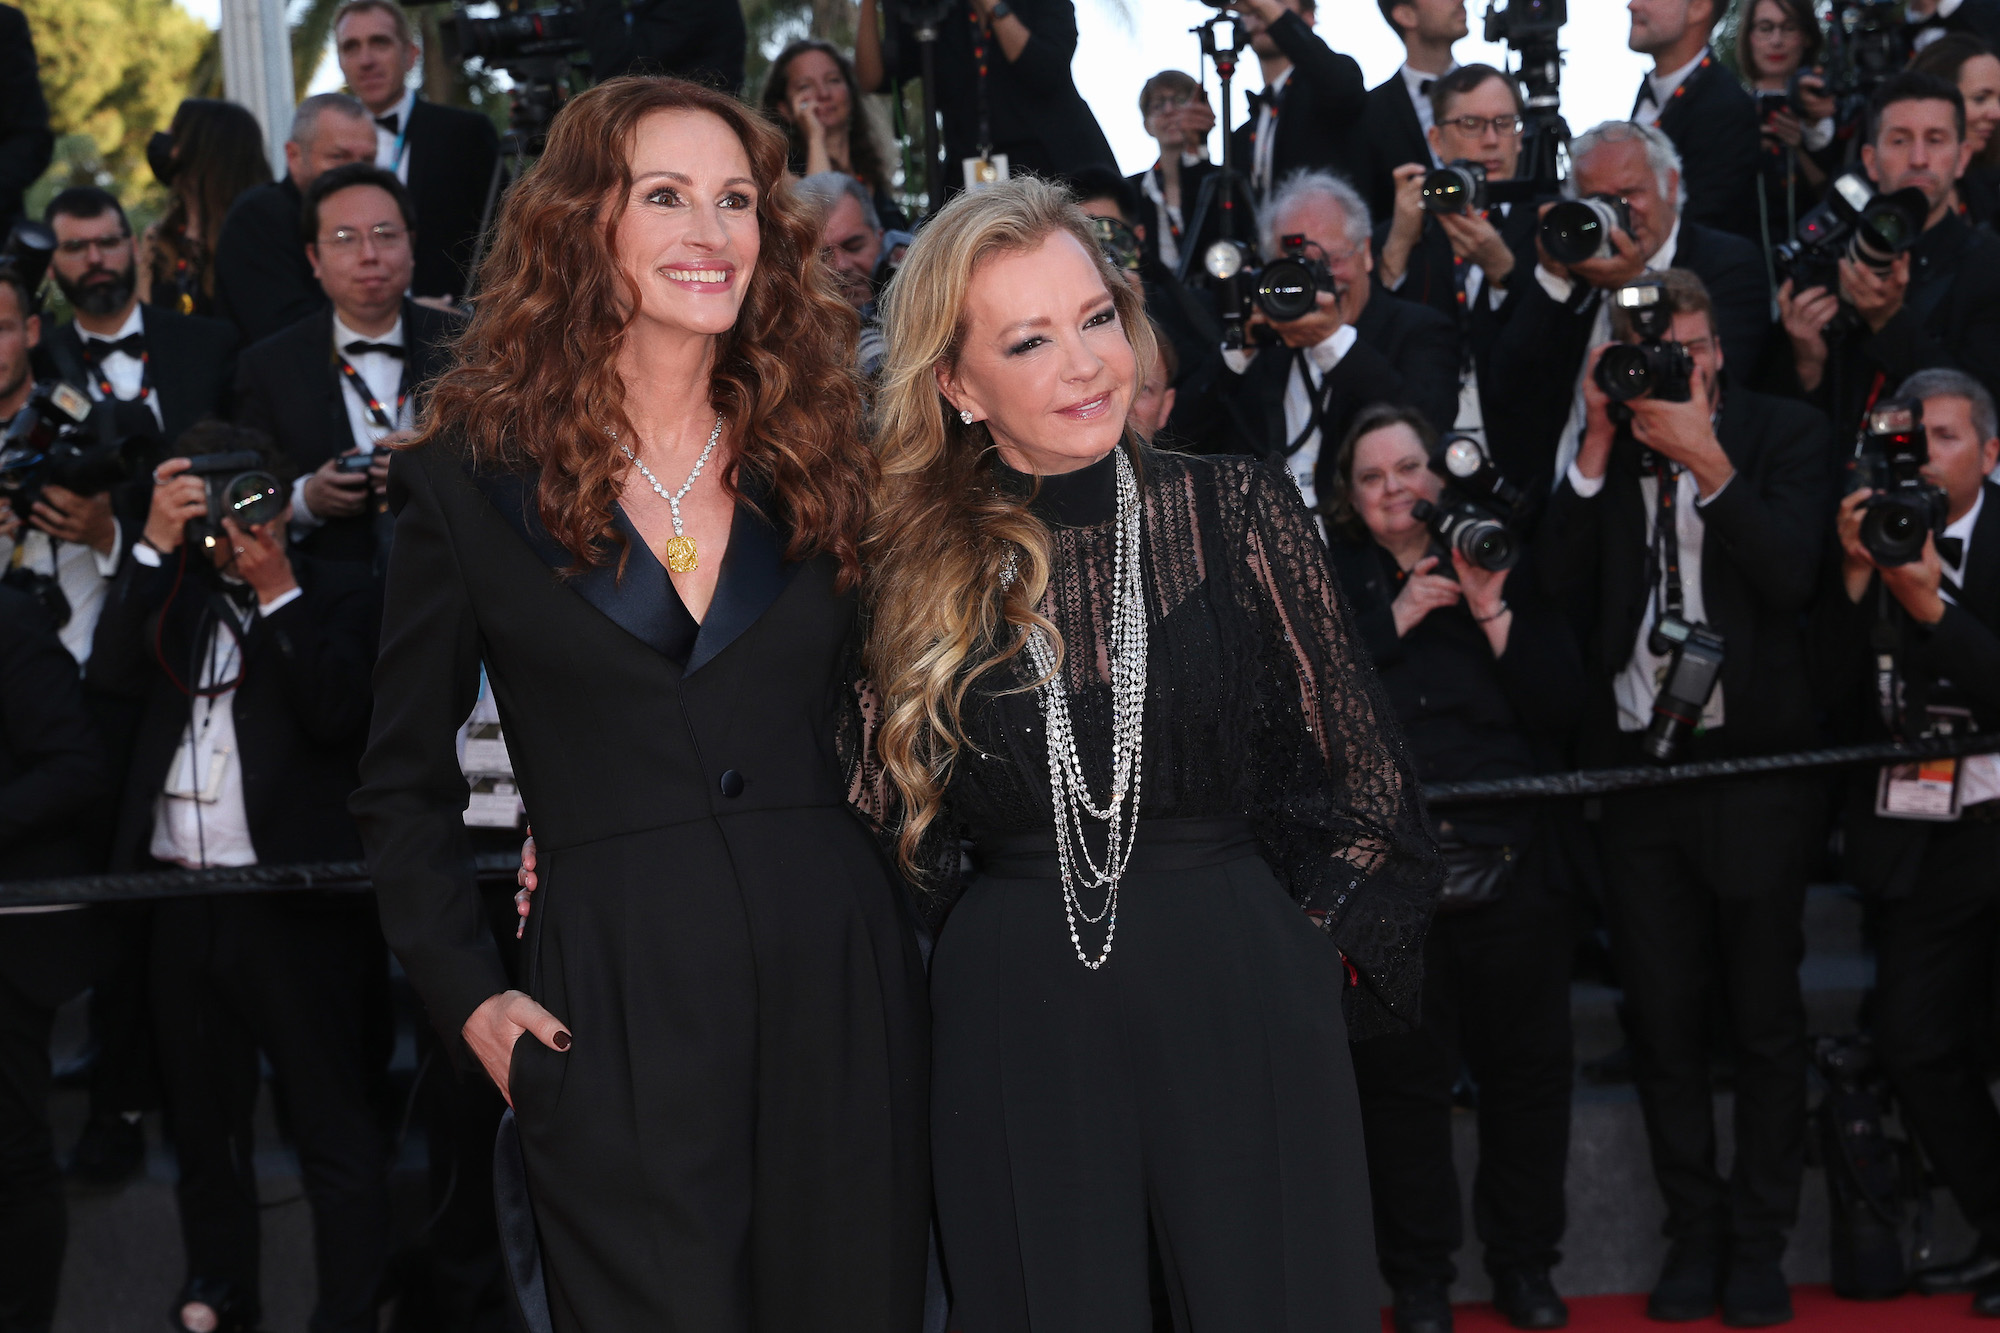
[614,412,724,573]
[1015,446,1148,970]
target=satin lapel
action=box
[1964,481,2000,612]
[687,492,796,675]
[462,461,697,663]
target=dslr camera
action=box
[1409,434,1526,572]
[1422,160,1538,215]
[1850,399,1949,568]
[1595,278,1693,404]
[1775,171,1928,295]
[181,451,287,556]
[1540,194,1632,265]
[1202,233,1338,350]
[0,381,138,515]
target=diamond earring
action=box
[959,409,975,426]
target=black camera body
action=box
[1643,615,1727,763]
[0,381,136,516]
[440,3,583,65]
[1409,434,1526,572]
[1850,399,1950,568]
[1483,0,1565,45]
[1595,279,1694,405]
[1823,0,1908,100]
[1421,160,1539,215]
[181,450,287,556]
[1202,233,1337,349]
[1775,171,1929,295]
[1540,194,1632,266]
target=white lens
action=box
[1204,240,1244,280]
[1442,437,1484,478]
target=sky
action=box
[175,0,1654,175]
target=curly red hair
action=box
[416,75,870,586]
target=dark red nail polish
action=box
[553,1030,571,1051]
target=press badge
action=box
[1876,704,1975,821]
[962,154,1010,191]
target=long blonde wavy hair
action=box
[864,177,1156,875]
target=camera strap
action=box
[333,354,408,439]
[1647,457,1688,640]
[1284,347,1336,460]
[967,4,994,157]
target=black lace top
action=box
[849,445,1442,1037]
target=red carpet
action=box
[1381,1286,1993,1330]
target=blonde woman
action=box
[859,177,1442,1331]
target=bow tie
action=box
[343,340,404,359]
[1937,534,1965,567]
[82,332,145,361]
[375,112,400,134]
[1418,78,1435,96]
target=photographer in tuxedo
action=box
[1482,120,1766,501]
[235,164,458,569]
[1629,0,1762,243]
[1217,170,1458,519]
[213,93,379,346]
[88,421,386,1333]
[1778,72,2000,447]
[1362,0,1469,223]
[1816,368,2000,1319]
[1225,0,1368,212]
[333,0,500,302]
[1541,268,1830,1327]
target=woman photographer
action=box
[759,38,906,229]
[1736,0,1839,253]
[1321,405,1584,1332]
[140,99,272,317]
[1912,34,2000,225]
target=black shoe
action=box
[1647,1243,1721,1322]
[1492,1268,1568,1329]
[1720,1257,1792,1328]
[1974,1270,2000,1318]
[68,1113,145,1188]
[1391,1281,1454,1333]
[1915,1248,2000,1295]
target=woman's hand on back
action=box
[463,989,569,1107]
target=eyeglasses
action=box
[1441,114,1524,139]
[55,235,132,256]
[320,224,409,250]
[1145,94,1199,117]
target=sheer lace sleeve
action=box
[1220,459,1443,1037]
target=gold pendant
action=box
[664,534,699,573]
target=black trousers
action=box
[1350,834,1574,1289]
[151,896,392,1333]
[1597,776,1818,1259]
[1873,817,2000,1254]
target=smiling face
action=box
[784,49,851,130]
[1959,54,2000,158]
[612,108,762,343]
[1350,424,1441,545]
[940,230,1137,476]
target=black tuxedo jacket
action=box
[584,0,745,90]
[1372,199,1543,354]
[234,299,463,563]
[1229,12,1370,201]
[1482,220,1770,499]
[1910,0,2000,48]
[86,550,381,872]
[1641,54,1763,244]
[1361,72,1431,226]
[884,0,1116,182]
[1129,160,1228,281]
[0,585,109,880]
[214,177,325,347]
[402,98,503,301]
[0,4,52,237]
[1539,385,1832,765]
[1219,291,1459,514]
[43,304,238,449]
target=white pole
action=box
[219,0,295,177]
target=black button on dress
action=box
[355,441,931,1332]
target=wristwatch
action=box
[989,0,1013,19]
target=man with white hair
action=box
[1216,169,1457,525]
[1482,119,1769,500]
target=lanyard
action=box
[1649,461,1687,633]
[84,340,152,405]
[1285,347,1337,459]
[334,353,407,437]
[968,5,994,157]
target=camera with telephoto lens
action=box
[1823,0,1907,100]
[1774,171,1928,296]
[1202,233,1337,348]
[440,2,583,64]
[181,451,287,556]
[1643,615,1726,763]
[1409,433,1526,572]
[1483,0,1564,44]
[1850,399,1949,568]
[1594,279,1694,404]
[0,381,138,516]
[1540,194,1632,266]
[1421,160,1538,215]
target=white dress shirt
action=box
[372,86,417,183]
[1937,489,2000,804]
[131,540,302,868]
[1399,60,1457,155]
[0,526,123,664]
[1538,218,1682,485]
[78,305,164,430]
[1910,0,1966,52]
[1635,46,1710,127]
[291,313,409,530]
[1139,151,1208,273]
[1222,323,1358,520]
[1252,68,1292,206]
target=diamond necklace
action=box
[1014,446,1148,970]
[615,412,723,573]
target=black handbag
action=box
[1434,837,1516,915]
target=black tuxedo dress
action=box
[353,441,930,1332]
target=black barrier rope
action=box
[3,732,1997,905]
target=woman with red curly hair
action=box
[351,77,929,1331]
